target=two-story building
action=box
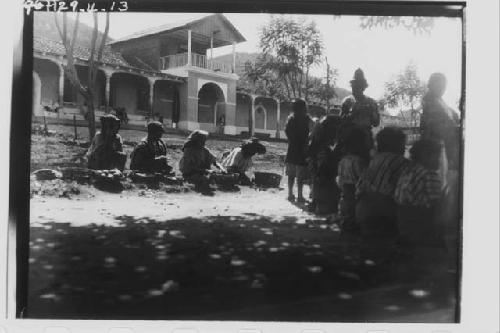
[33,13,334,139]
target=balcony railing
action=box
[159,53,232,74]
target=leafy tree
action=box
[259,16,324,100]
[308,66,339,107]
[54,12,110,140]
[239,56,287,99]
[382,62,426,127]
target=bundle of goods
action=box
[32,169,63,181]
[210,172,239,188]
[254,171,282,188]
[60,167,94,183]
[93,169,124,193]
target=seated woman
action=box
[130,121,172,174]
[355,127,409,258]
[221,138,266,184]
[86,114,127,171]
[179,130,226,188]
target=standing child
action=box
[394,139,445,274]
[355,127,409,259]
[285,99,310,202]
[337,125,370,232]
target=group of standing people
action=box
[285,68,460,263]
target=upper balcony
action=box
[160,53,233,76]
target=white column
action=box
[232,42,236,73]
[275,98,281,138]
[187,30,192,66]
[105,72,111,112]
[58,64,64,106]
[210,34,214,70]
[250,94,256,136]
[149,78,155,117]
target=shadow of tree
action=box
[28,214,457,321]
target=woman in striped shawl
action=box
[355,127,409,246]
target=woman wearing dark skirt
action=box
[285,99,310,202]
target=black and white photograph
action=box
[14,2,468,322]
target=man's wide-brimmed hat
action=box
[350,68,368,88]
[147,121,165,133]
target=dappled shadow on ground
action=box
[28,214,457,321]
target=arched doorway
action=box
[255,105,266,130]
[198,82,225,127]
[33,58,59,106]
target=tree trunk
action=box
[87,101,96,139]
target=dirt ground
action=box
[27,123,459,321]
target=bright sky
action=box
[78,12,462,109]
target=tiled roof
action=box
[33,36,186,82]
[34,36,131,68]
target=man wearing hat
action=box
[87,114,127,171]
[340,68,380,149]
[130,121,172,173]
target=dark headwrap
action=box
[183,129,209,150]
[241,137,266,156]
[100,114,120,126]
[147,121,165,134]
